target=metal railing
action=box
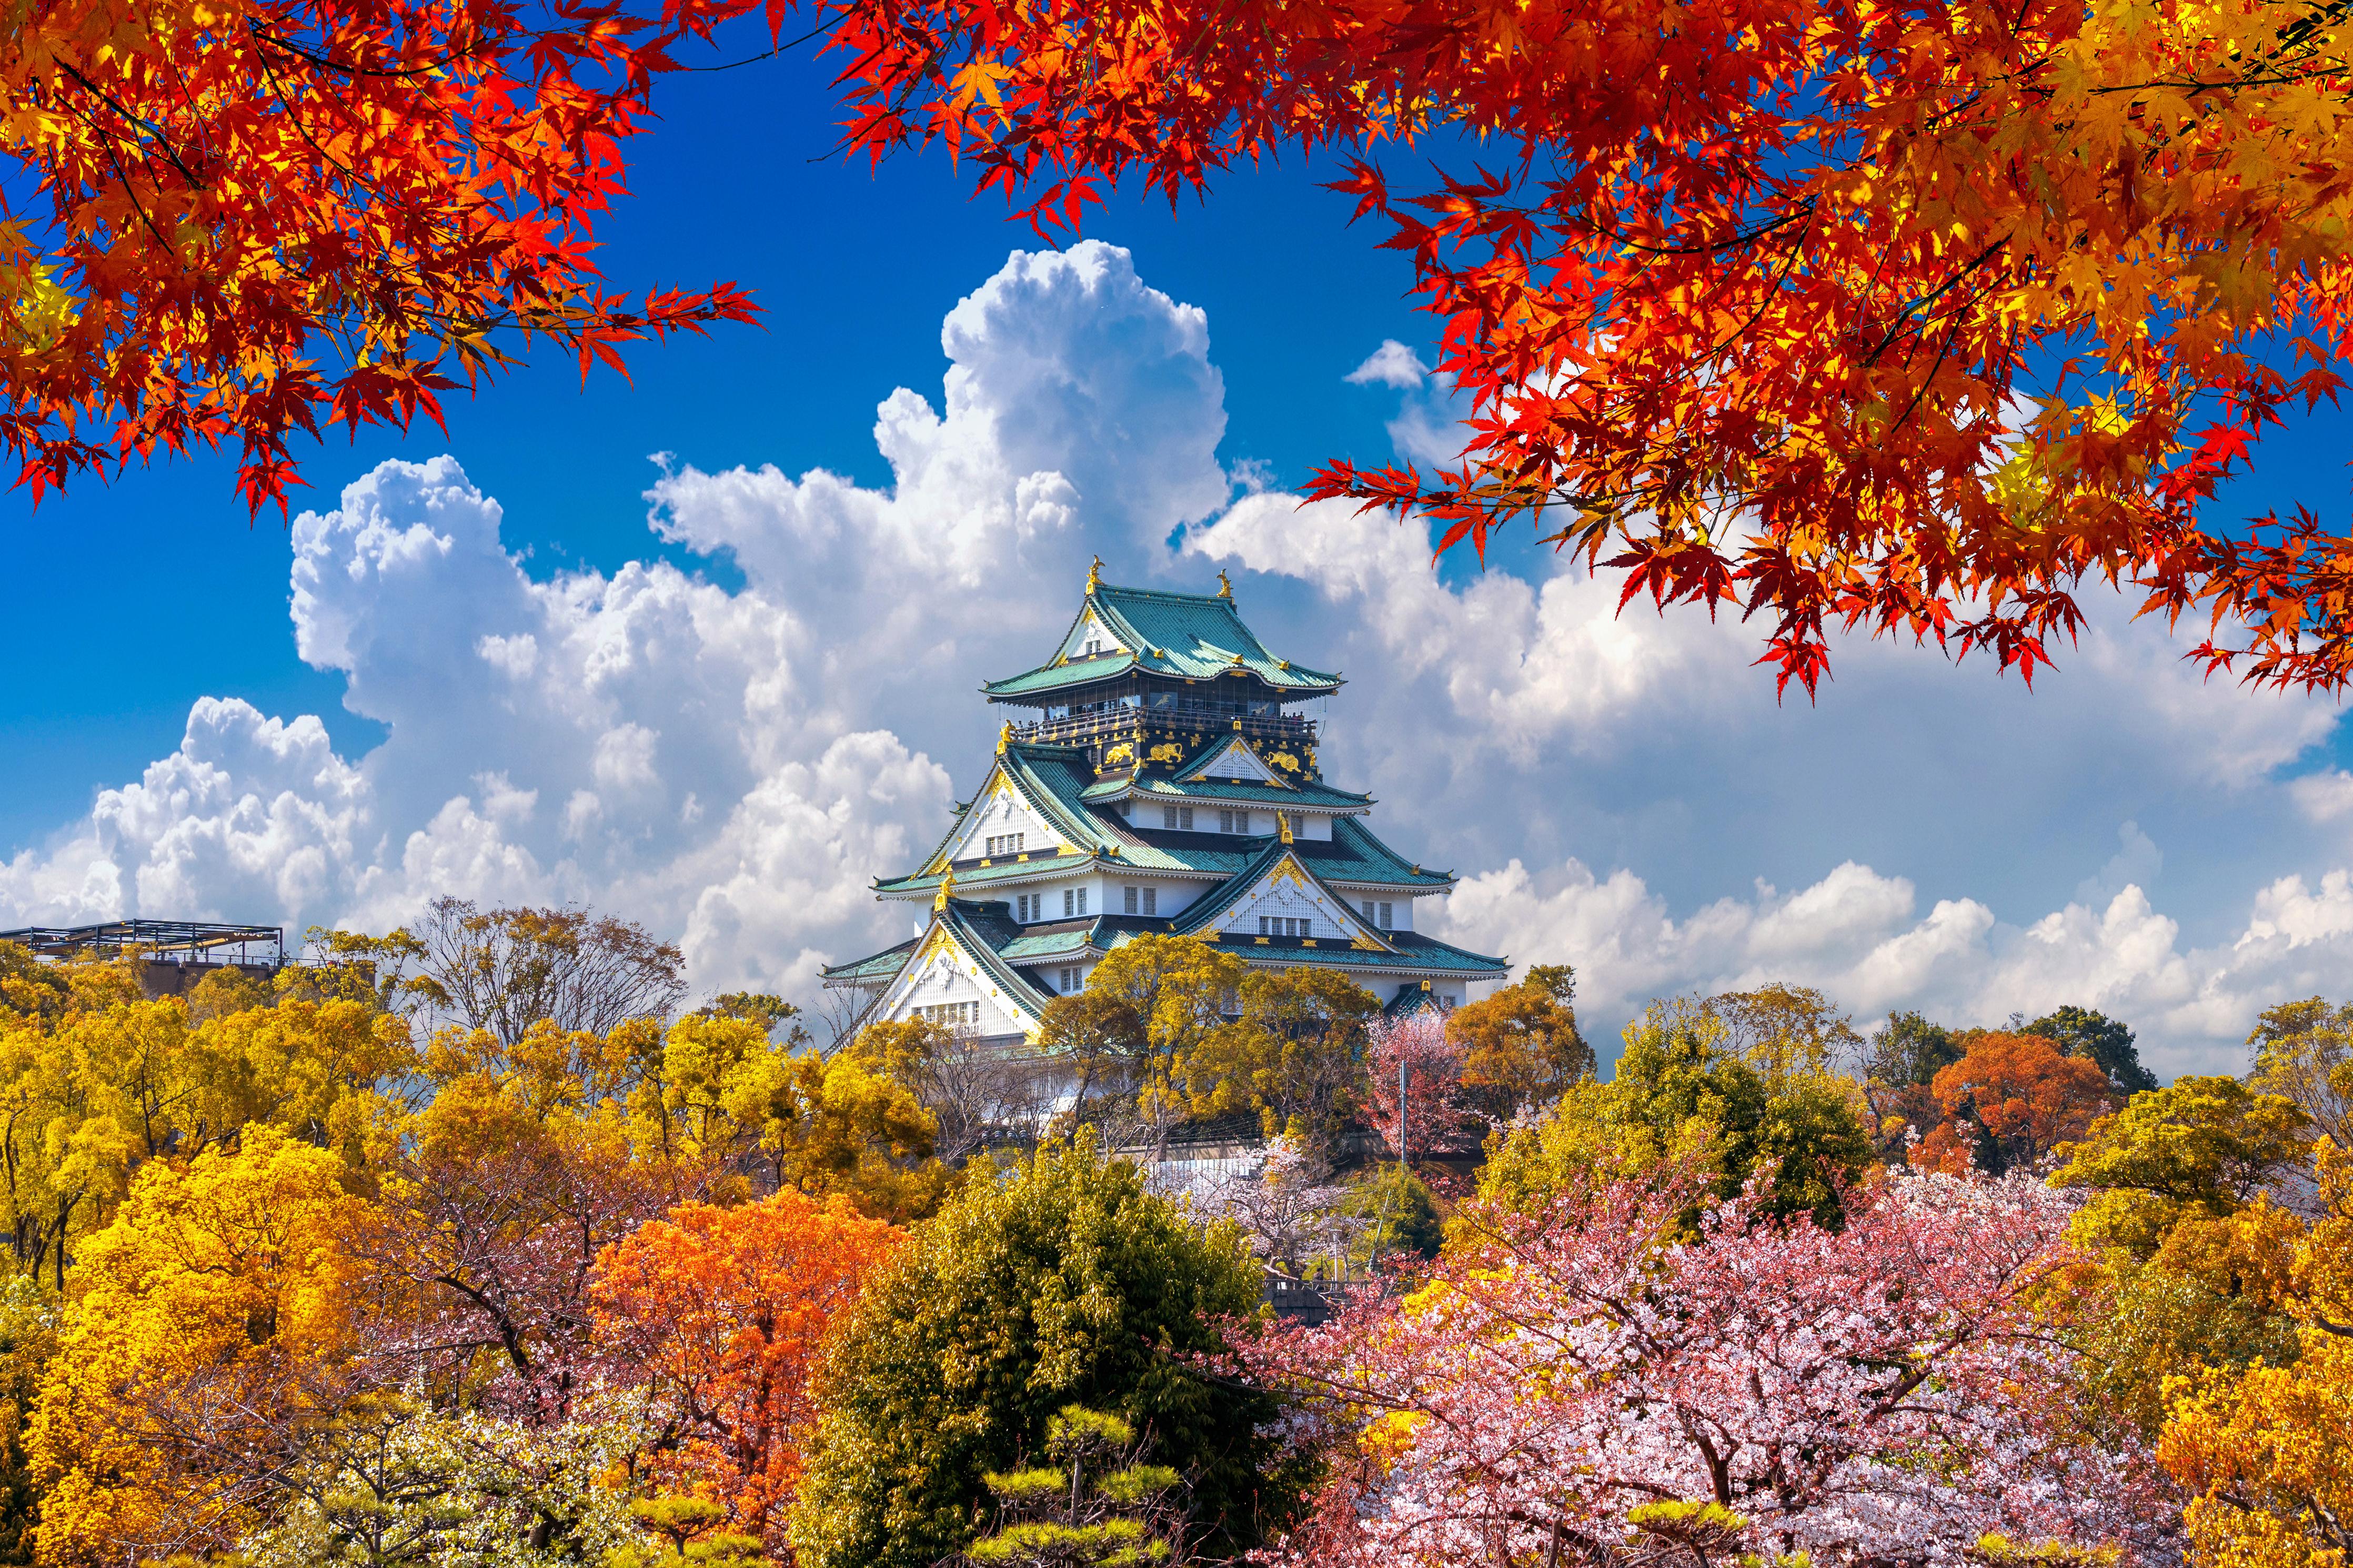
[1010,709,1318,747]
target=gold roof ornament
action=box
[997,721,1011,756]
[1216,569,1233,599]
[1088,555,1103,592]
[1278,810,1294,845]
[934,870,957,912]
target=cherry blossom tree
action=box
[1191,1137,1364,1276]
[1363,1012,1483,1164]
[1238,1165,2168,1568]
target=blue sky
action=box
[9,39,2353,1074]
[0,48,1440,846]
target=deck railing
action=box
[1009,708,1318,747]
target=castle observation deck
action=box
[982,569,1338,776]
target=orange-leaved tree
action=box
[818,0,2353,693]
[0,0,771,516]
[591,1188,903,1554]
[1922,1031,2115,1175]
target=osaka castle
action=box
[821,566,1510,1043]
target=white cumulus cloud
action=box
[5,240,2353,1074]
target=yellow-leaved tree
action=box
[2159,1138,2353,1568]
[28,1127,374,1565]
[639,1012,943,1221]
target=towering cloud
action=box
[4,239,2351,1071]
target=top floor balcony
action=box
[1010,695,1319,749]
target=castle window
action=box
[1143,887,1157,916]
[918,1002,979,1027]
[1058,966,1082,993]
[1063,887,1088,918]
[984,833,1024,857]
[1016,894,1032,922]
[1124,886,1138,914]
[1381,902,1393,928]
[1162,806,1194,831]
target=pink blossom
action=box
[1239,1166,2171,1567]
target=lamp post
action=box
[1398,1057,1409,1174]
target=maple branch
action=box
[55,62,206,191]
[669,14,837,72]
[247,22,472,80]
[1575,195,1818,259]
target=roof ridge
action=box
[1172,841,1401,957]
[1091,582,1232,606]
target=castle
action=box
[822,566,1509,1038]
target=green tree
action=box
[789,1136,1300,1568]
[694,992,803,1041]
[2047,1076,2313,1441]
[1868,1010,1962,1088]
[1344,1164,1443,1265]
[1170,968,1377,1156]
[1481,1002,1872,1230]
[2245,997,2353,1147]
[2025,1005,2158,1095]
[1035,936,1247,1150]
[959,1407,1182,1568]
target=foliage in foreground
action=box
[1244,1165,2165,1568]
[790,1136,1302,1568]
[5,913,2353,1568]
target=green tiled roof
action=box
[1216,929,1510,977]
[1084,775,1373,812]
[1169,839,1399,951]
[982,583,1341,701]
[824,903,1504,994]
[819,936,918,984]
[875,853,1092,896]
[878,808,1451,898]
[998,928,1099,963]
[1316,816,1455,888]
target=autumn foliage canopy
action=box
[813,0,2353,694]
[0,0,761,516]
[27,0,2353,693]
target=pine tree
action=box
[962,1407,1183,1568]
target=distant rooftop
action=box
[0,919,285,965]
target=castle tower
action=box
[821,569,1509,1041]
